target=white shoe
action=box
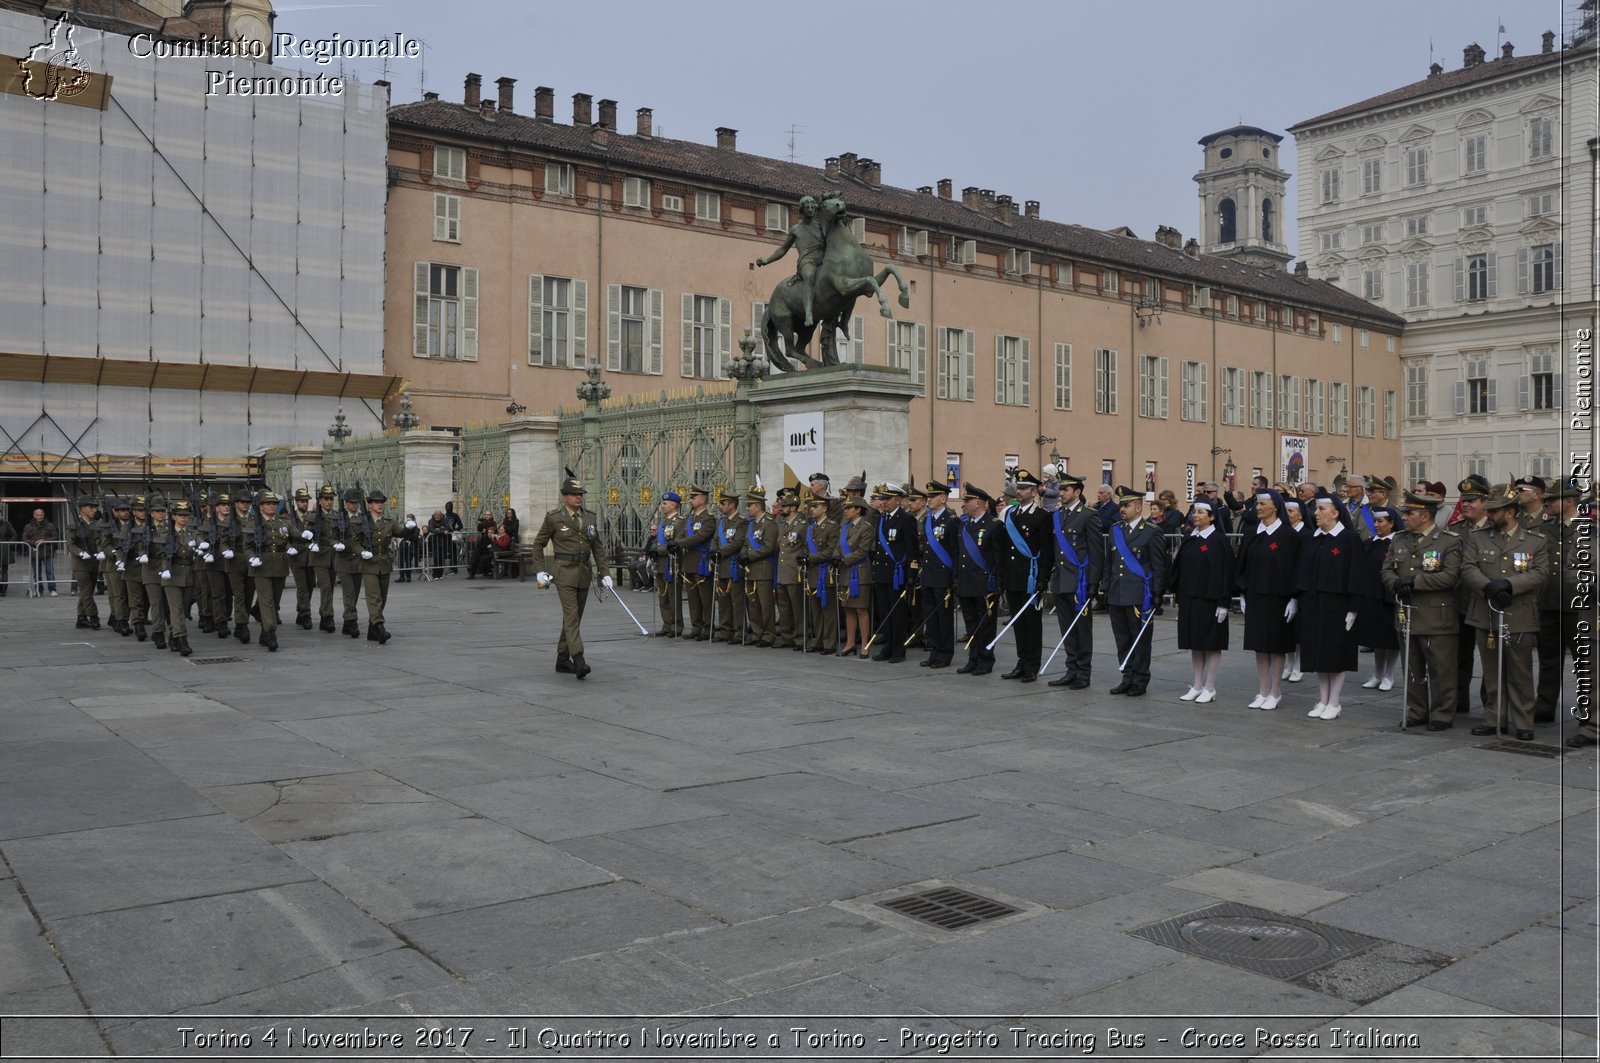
[1307,702,1327,718]
[1196,689,1216,704]
[1288,671,1303,682]
[50,590,58,597]
[1320,703,1342,720]
[1379,677,1394,691]
[1361,675,1380,689]
[1281,666,1291,680]
[1180,686,1201,701]
[1248,694,1266,709]
[1260,695,1279,711]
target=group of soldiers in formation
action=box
[635,469,1596,748]
[62,486,418,655]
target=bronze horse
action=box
[760,196,911,371]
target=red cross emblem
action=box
[1200,544,1208,553]
[1268,542,1278,550]
[1331,547,1340,556]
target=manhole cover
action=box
[190,656,249,665]
[1475,740,1566,759]
[878,887,1020,930]
[1131,902,1380,980]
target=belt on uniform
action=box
[554,552,589,563]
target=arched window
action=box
[1218,198,1237,244]
[1261,198,1274,243]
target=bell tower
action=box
[1195,125,1292,270]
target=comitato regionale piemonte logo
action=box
[19,14,91,102]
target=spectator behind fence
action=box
[502,507,519,543]
[22,508,59,596]
[443,501,463,573]
[396,513,420,582]
[0,511,15,596]
[1152,490,1184,536]
[425,509,450,579]
[469,511,496,578]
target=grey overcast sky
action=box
[276,0,1579,254]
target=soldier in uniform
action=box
[869,484,914,662]
[1461,484,1549,740]
[203,493,232,639]
[1104,484,1169,696]
[99,497,133,636]
[67,495,101,630]
[224,491,257,644]
[333,487,366,637]
[1381,489,1463,730]
[810,472,842,523]
[678,487,715,641]
[837,495,875,656]
[917,481,961,669]
[247,490,292,651]
[138,497,172,649]
[307,485,339,632]
[775,488,806,649]
[1045,473,1103,689]
[1515,477,1563,724]
[357,489,419,645]
[997,470,1053,682]
[532,474,609,677]
[650,490,685,637]
[741,486,778,647]
[159,500,200,657]
[712,487,747,643]
[1547,485,1599,748]
[191,492,216,633]
[955,483,1000,675]
[801,494,839,654]
[1449,475,1492,715]
[900,483,928,648]
[122,495,152,641]
[286,487,317,630]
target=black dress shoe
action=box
[1109,681,1132,695]
[919,658,935,667]
[1425,720,1452,731]
[1001,665,1026,680]
[1048,674,1075,687]
[956,662,977,674]
[1515,729,1535,741]
[970,667,992,676]
[927,660,950,669]
[1469,725,1498,736]
[1067,676,1091,689]
[1019,672,1037,683]
[1566,733,1598,748]
[572,654,591,680]
[1124,685,1146,697]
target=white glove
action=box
[1215,606,1228,624]
[601,575,615,589]
[79,551,90,560]
[333,542,346,552]
[309,543,320,553]
[535,571,553,588]
[404,519,417,529]
[203,553,215,563]
[222,549,235,559]
[94,551,106,561]
[160,569,171,580]
[1238,597,1246,615]
[114,561,125,572]
[287,546,299,556]
[1283,599,1298,622]
[1344,611,1356,631]
[198,541,209,551]
[137,553,149,564]
[360,550,373,560]
[187,539,197,548]
[249,556,263,568]
[301,529,314,540]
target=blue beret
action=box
[663,491,682,504]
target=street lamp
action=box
[327,409,352,447]
[506,401,527,417]
[391,392,421,432]
[725,327,770,382]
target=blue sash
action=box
[656,519,672,582]
[805,525,831,606]
[878,517,907,590]
[1053,509,1089,604]
[840,524,860,598]
[1003,508,1039,595]
[746,520,776,587]
[924,512,955,576]
[694,513,713,576]
[1359,503,1376,536]
[1112,522,1153,614]
[718,517,740,581]
[960,519,994,591]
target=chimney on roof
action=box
[825,156,840,180]
[1542,30,1555,53]
[597,99,616,130]
[1294,260,1309,277]
[917,185,933,195]
[979,190,995,211]
[961,185,980,208]
[464,72,481,108]
[859,158,880,187]
[716,126,737,150]
[1428,62,1443,77]
[837,152,858,176]
[1463,42,1486,67]
[534,86,553,121]
[1155,225,1182,249]
[1183,238,1200,258]
[572,92,592,126]
[937,178,952,199]
[1501,41,1514,59]
[1024,200,1039,220]
[423,90,439,101]
[496,77,515,113]
[479,99,496,121]
[636,107,652,136]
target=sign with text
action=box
[1281,435,1309,485]
[782,412,823,487]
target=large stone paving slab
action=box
[201,771,471,844]
[0,737,217,841]
[683,773,974,844]
[437,771,726,841]
[1312,867,1574,954]
[837,814,1081,878]
[0,881,67,996]
[966,851,1165,910]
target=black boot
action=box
[199,619,214,633]
[264,631,279,652]
[178,636,193,657]
[258,629,269,646]
[296,612,312,630]
[572,653,591,679]
[343,618,360,638]
[168,635,182,652]
[376,623,391,645]
[89,616,101,629]
[320,616,336,632]
[234,623,250,644]
[555,653,573,674]
[117,619,132,636]
[76,617,91,629]
[152,631,167,650]
[366,624,379,641]
[134,622,147,642]
[218,623,232,639]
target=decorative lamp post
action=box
[327,409,353,448]
[576,365,611,497]
[392,392,421,432]
[726,329,769,491]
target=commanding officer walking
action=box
[741,486,778,647]
[801,494,839,653]
[333,487,366,637]
[1046,473,1103,689]
[247,490,292,651]
[774,488,806,649]
[532,473,609,678]
[955,483,1000,675]
[651,490,685,637]
[917,481,960,668]
[357,489,418,645]
[1104,485,1169,696]
[1461,484,1549,740]
[67,495,101,630]
[307,485,339,632]
[1381,489,1463,730]
[100,497,133,636]
[679,487,715,641]
[286,487,316,629]
[159,500,200,657]
[998,470,1052,682]
[712,487,747,643]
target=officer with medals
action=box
[1104,485,1169,696]
[1449,475,1492,714]
[1381,488,1463,730]
[333,487,367,637]
[996,470,1053,682]
[712,487,748,643]
[1461,484,1549,740]
[245,490,292,651]
[650,490,685,637]
[67,495,102,630]
[774,488,806,649]
[306,485,339,632]
[917,480,961,669]
[678,487,716,641]
[740,486,778,647]
[1045,473,1103,689]
[870,483,914,662]
[159,500,200,657]
[532,473,609,678]
[357,489,418,645]
[99,496,134,636]
[955,483,1000,675]
[286,487,317,629]
[801,494,839,653]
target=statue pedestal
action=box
[747,364,919,490]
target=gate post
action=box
[726,328,771,490]
[397,430,458,522]
[505,415,561,528]
[576,365,611,493]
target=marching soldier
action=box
[159,500,200,657]
[1547,485,1599,748]
[124,495,152,641]
[651,490,685,637]
[997,470,1053,682]
[870,484,915,662]
[67,495,101,630]
[356,489,419,645]
[1381,488,1463,730]
[1461,484,1549,741]
[100,497,133,636]
[801,494,839,653]
[741,486,778,647]
[1046,473,1103,689]
[139,497,172,650]
[224,491,257,643]
[712,487,747,643]
[775,488,806,649]
[207,492,239,640]
[1104,485,1169,696]
[334,487,366,637]
[917,481,960,668]
[679,487,715,641]
[192,492,216,634]
[307,485,339,632]
[247,490,292,651]
[1449,475,1492,715]
[532,473,609,677]
[955,483,1000,675]
[286,487,317,629]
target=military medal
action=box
[1422,550,1439,572]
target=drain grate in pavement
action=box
[1131,902,1380,981]
[878,886,1020,930]
[1475,739,1566,758]
[189,656,249,665]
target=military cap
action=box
[903,482,926,499]
[559,476,585,495]
[318,484,337,498]
[256,489,279,505]
[1547,483,1584,502]
[76,495,97,508]
[842,495,869,512]
[804,494,830,508]
[962,483,991,502]
[293,486,311,501]
[688,485,709,498]
[1513,475,1547,493]
[844,474,868,493]
[744,485,767,503]
[1457,474,1491,500]
[111,496,130,509]
[366,489,388,503]
[211,492,230,506]
[662,490,682,504]
[1058,472,1086,488]
[924,480,951,496]
[808,472,830,484]
[1400,489,1444,511]
[716,486,740,505]
[1013,469,1042,487]
[173,500,193,517]
[870,483,890,500]
[131,494,147,509]
[776,487,799,503]
[1481,483,1519,509]
[1113,485,1145,505]
[1378,475,1399,491]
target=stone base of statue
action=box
[748,363,919,491]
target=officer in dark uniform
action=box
[1515,476,1562,723]
[207,492,238,639]
[1045,473,1103,689]
[307,485,340,632]
[1462,484,1549,740]
[955,483,1000,675]
[286,487,317,629]
[1104,485,1169,696]
[712,487,747,643]
[532,473,609,678]
[997,470,1053,682]
[801,494,839,653]
[651,490,686,637]
[1547,485,1599,748]
[1381,489,1463,729]
[900,483,928,649]
[917,481,960,668]
[678,487,715,641]
[869,483,914,662]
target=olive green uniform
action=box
[678,504,716,640]
[1381,524,1463,726]
[307,497,340,629]
[161,526,200,646]
[713,507,748,642]
[531,502,607,658]
[651,509,685,636]
[99,514,132,632]
[741,509,778,647]
[359,512,418,630]
[1461,520,1549,734]
[803,512,840,652]
[286,499,317,628]
[124,514,151,636]
[775,507,805,648]
[247,513,292,638]
[138,516,171,644]
[333,500,367,632]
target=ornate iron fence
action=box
[322,435,406,514]
[460,424,510,521]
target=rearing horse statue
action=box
[759,195,912,371]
